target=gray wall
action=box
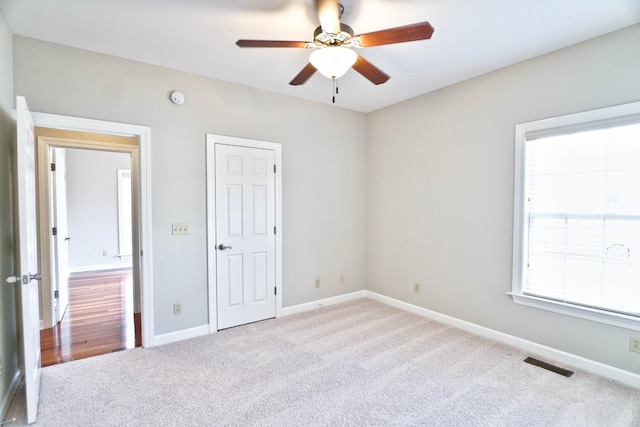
[3,18,639,417]
[367,24,640,374]
[0,12,17,419]
[65,148,132,271]
[13,36,368,336]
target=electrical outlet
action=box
[630,336,640,354]
[102,250,107,256]
[173,303,182,315]
[413,282,421,293]
[339,273,345,283]
[172,223,190,235]
[315,279,320,288]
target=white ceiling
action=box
[1,0,639,113]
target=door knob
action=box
[217,244,232,250]
[64,237,71,241]
[5,273,42,285]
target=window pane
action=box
[522,121,640,316]
[527,174,567,214]
[566,172,605,214]
[606,170,640,215]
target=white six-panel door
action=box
[11,96,42,424]
[215,143,276,329]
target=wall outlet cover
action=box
[173,303,183,315]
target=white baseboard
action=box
[155,290,639,389]
[365,291,640,389]
[69,263,131,273]
[154,291,365,347]
[280,291,367,317]
[0,370,21,422]
[153,324,210,347]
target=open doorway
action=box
[34,128,141,365]
[40,268,137,366]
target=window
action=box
[117,169,132,257]
[511,102,640,330]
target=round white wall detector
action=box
[170,91,185,105]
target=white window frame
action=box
[510,101,640,331]
[117,168,132,258]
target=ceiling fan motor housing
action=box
[313,24,354,46]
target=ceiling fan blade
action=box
[356,22,434,47]
[352,55,390,85]
[289,63,317,86]
[314,0,341,34]
[236,40,310,48]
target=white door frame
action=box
[49,147,70,324]
[36,133,138,329]
[206,134,283,332]
[31,112,155,348]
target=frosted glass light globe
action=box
[310,47,357,79]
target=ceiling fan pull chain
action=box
[332,77,336,104]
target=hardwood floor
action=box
[40,268,140,367]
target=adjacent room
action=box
[0,0,639,425]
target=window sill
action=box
[507,292,640,331]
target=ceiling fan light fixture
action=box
[310,46,357,79]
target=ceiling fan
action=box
[236,0,434,87]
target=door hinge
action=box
[50,163,56,171]
[274,226,276,235]
[52,227,57,236]
[273,164,276,173]
[54,290,59,299]
[274,286,277,295]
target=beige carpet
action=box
[6,298,640,426]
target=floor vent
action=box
[524,357,574,377]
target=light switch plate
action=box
[172,223,189,235]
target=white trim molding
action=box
[278,290,640,389]
[0,370,21,422]
[508,292,640,332]
[30,112,154,348]
[146,285,640,389]
[365,291,640,390]
[280,291,367,317]
[153,324,210,347]
[69,263,133,274]
[511,100,640,331]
